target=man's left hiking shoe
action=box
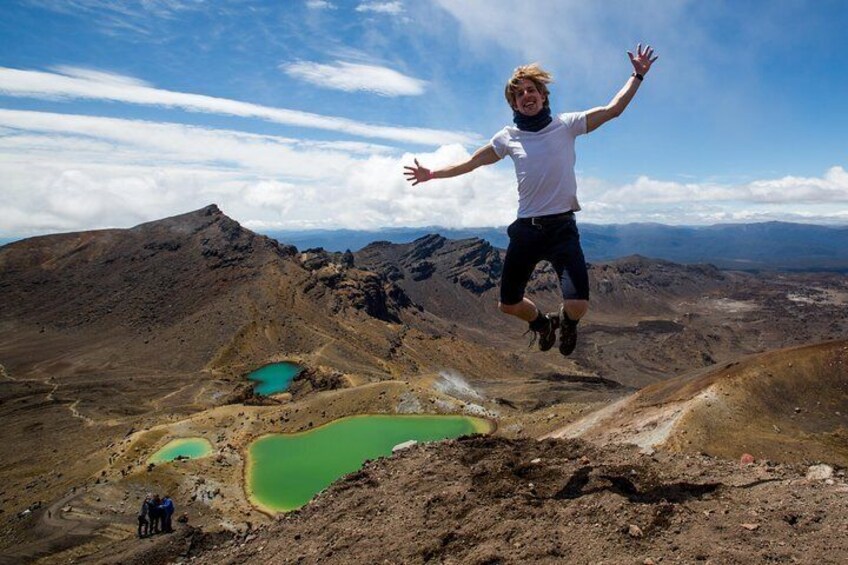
[559,307,579,356]
[527,312,560,352]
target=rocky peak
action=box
[299,247,413,323]
[357,235,502,295]
[0,205,297,327]
[401,234,447,262]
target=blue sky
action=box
[1,0,847,236]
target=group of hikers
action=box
[137,493,175,538]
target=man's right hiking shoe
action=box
[527,312,560,352]
[559,309,579,356]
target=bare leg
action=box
[498,297,540,322]
[562,299,588,321]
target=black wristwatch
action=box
[632,72,644,81]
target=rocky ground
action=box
[80,437,848,564]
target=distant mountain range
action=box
[266,221,848,272]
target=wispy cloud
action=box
[0,66,477,146]
[432,0,697,97]
[281,60,426,96]
[356,2,404,15]
[49,65,154,87]
[27,0,207,37]
[306,0,336,9]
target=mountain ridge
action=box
[264,221,848,271]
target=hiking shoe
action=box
[559,308,579,356]
[526,312,560,352]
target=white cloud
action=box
[588,167,848,206]
[306,0,336,9]
[0,109,367,180]
[281,60,426,96]
[576,167,848,225]
[0,66,478,146]
[2,109,846,237]
[356,2,404,15]
[0,109,514,235]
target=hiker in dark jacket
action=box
[149,494,163,534]
[137,495,151,538]
[160,495,175,533]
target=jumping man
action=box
[404,44,658,356]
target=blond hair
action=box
[504,63,553,110]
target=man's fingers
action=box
[414,158,420,167]
[650,55,659,63]
[627,50,635,61]
[637,43,642,56]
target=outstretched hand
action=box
[627,43,658,76]
[403,158,432,186]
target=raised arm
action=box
[404,144,500,186]
[585,43,658,134]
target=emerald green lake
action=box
[149,437,213,464]
[248,362,303,396]
[247,414,491,512]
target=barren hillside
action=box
[1,206,846,564]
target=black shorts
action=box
[500,212,589,305]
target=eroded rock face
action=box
[356,234,503,296]
[299,248,413,323]
[288,367,348,398]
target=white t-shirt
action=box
[490,112,587,218]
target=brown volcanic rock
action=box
[0,205,435,382]
[356,235,513,343]
[299,247,413,323]
[0,204,295,331]
[0,204,307,376]
[358,233,502,296]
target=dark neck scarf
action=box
[513,106,552,132]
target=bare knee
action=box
[498,301,519,315]
[563,299,589,321]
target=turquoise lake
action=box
[248,362,303,396]
[148,437,214,464]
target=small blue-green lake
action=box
[248,362,303,396]
[247,414,492,513]
[149,438,214,464]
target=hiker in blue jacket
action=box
[160,495,175,533]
